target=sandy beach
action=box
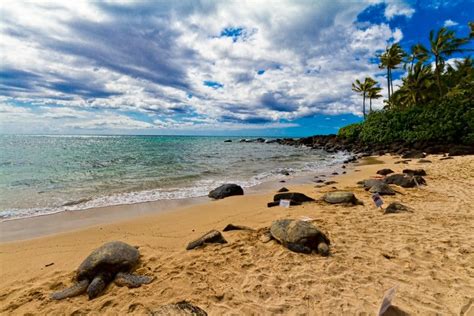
[1,154,473,315]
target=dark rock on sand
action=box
[418,159,432,163]
[384,202,411,214]
[270,219,330,255]
[150,301,207,316]
[324,180,337,185]
[332,172,338,175]
[208,184,244,199]
[273,192,315,203]
[277,187,289,192]
[224,139,232,142]
[401,151,426,159]
[403,168,426,176]
[51,241,153,300]
[384,174,426,188]
[322,191,362,205]
[314,179,324,183]
[186,230,227,250]
[223,224,254,231]
[376,168,394,176]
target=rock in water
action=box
[384,174,426,188]
[368,182,396,195]
[270,219,330,255]
[208,184,244,199]
[150,301,207,316]
[186,230,227,250]
[376,168,394,176]
[51,241,153,300]
[273,192,315,203]
[384,202,410,214]
[322,191,362,205]
[402,168,426,176]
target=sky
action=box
[0,0,472,136]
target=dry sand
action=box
[1,155,473,315]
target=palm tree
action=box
[367,85,383,113]
[379,43,405,101]
[352,77,377,119]
[423,27,469,96]
[405,43,429,72]
[397,63,434,107]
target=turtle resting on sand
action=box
[270,219,330,255]
[51,241,153,300]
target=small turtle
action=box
[269,219,330,255]
[51,241,153,300]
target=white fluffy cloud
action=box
[444,19,458,27]
[0,0,411,133]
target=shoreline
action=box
[0,156,349,242]
[1,154,473,314]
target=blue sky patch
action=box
[203,80,224,89]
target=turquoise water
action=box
[0,135,348,220]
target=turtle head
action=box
[317,242,329,256]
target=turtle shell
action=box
[270,219,329,249]
[77,241,139,281]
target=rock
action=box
[186,230,227,250]
[265,139,278,143]
[332,172,338,175]
[273,192,315,203]
[322,191,362,205]
[324,180,337,185]
[224,139,232,142]
[277,187,289,192]
[418,159,432,163]
[368,182,396,195]
[401,151,426,159]
[342,171,346,174]
[342,165,346,169]
[150,301,207,316]
[384,202,411,214]
[223,224,254,232]
[384,174,426,188]
[448,145,474,156]
[255,138,265,143]
[270,219,330,255]
[403,168,426,176]
[279,180,286,183]
[376,168,394,176]
[208,184,244,199]
[314,179,324,183]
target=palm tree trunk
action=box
[435,55,442,96]
[362,94,366,119]
[390,68,394,97]
[386,68,391,101]
[369,98,372,113]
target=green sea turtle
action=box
[322,191,362,205]
[51,241,153,300]
[269,219,330,255]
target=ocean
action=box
[0,135,349,220]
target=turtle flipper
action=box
[114,272,153,288]
[286,242,312,254]
[51,279,89,300]
[87,274,109,299]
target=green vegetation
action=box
[343,24,473,146]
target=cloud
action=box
[0,0,407,133]
[384,1,415,20]
[444,19,458,27]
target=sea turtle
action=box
[51,241,153,300]
[322,191,362,205]
[269,219,330,255]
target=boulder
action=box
[322,191,362,205]
[273,192,315,203]
[376,168,394,176]
[208,184,244,199]
[402,168,426,176]
[186,230,227,250]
